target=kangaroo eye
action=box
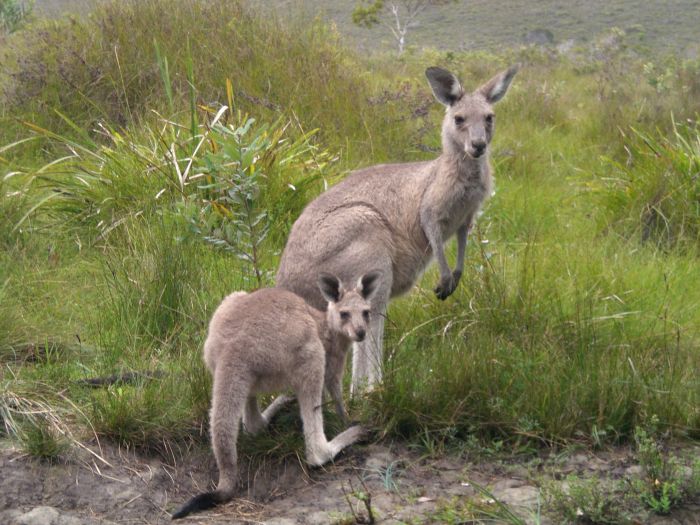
[362,310,371,320]
[340,311,350,321]
[485,114,494,123]
[454,116,465,126]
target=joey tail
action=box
[171,491,228,520]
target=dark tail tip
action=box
[171,491,224,520]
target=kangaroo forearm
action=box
[420,211,451,278]
[455,224,468,273]
[427,229,451,277]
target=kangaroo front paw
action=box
[434,274,457,300]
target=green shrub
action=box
[544,475,631,524]
[21,106,329,246]
[632,418,697,514]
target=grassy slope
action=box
[1,0,700,465]
[279,0,700,54]
[34,0,700,54]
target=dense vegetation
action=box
[1,0,699,467]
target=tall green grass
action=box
[377,236,700,444]
[591,122,700,250]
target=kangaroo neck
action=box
[315,313,350,356]
[436,142,488,183]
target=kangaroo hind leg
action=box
[243,396,266,434]
[262,394,294,421]
[210,368,250,499]
[172,367,249,519]
[244,394,295,434]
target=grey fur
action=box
[183,273,379,515]
[276,65,519,393]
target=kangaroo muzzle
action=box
[465,126,488,158]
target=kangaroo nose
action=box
[472,140,486,155]
[355,329,366,342]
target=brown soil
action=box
[1,438,699,525]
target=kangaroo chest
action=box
[432,172,490,239]
[390,169,490,297]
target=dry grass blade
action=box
[0,380,111,466]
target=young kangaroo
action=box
[171,272,380,520]
[276,65,519,393]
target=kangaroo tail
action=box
[171,490,228,520]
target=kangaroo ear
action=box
[357,271,381,301]
[478,64,520,104]
[426,67,464,106]
[318,273,342,303]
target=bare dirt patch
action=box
[1,438,699,524]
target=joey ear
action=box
[318,273,342,303]
[357,271,381,301]
[478,64,520,104]
[425,67,464,106]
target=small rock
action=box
[506,465,530,479]
[16,507,60,525]
[556,39,576,55]
[624,465,643,477]
[11,507,89,525]
[491,483,540,508]
[569,453,588,465]
[492,479,526,490]
[587,457,609,471]
[304,511,330,525]
[0,511,22,524]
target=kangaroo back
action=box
[202,291,248,372]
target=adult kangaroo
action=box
[276,65,519,392]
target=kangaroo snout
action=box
[354,328,366,342]
[470,140,487,157]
